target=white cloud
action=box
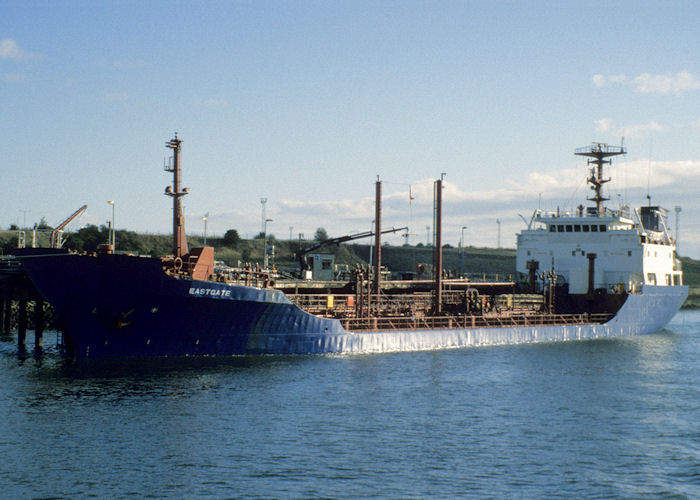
[186,155,700,250]
[1,72,23,82]
[593,118,665,138]
[593,71,700,95]
[592,74,626,87]
[0,38,37,59]
[278,198,374,221]
[596,118,612,132]
[632,71,700,95]
[631,159,700,187]
[622,120,665,137]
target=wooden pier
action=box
[0,255,50,353]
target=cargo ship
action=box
[18,137,687,357]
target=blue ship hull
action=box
[19,253,688,357]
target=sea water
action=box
[0,312,698,498]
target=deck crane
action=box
[50,204,88,248]
[297,226,408,272]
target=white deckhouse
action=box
[516,143,682,295]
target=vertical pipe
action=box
[374,180,382,309]
[18,299,27,350]
[527,260,539,293]
[433,179,443,314]
[587,253,597,295]
[34,298,44,351]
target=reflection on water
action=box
[0,314,699,498]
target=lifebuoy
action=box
[174,257,183,271]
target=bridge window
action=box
[599,224,607,232]
[566,225,573,232]
[591,225,598,232]
[574,225,581,232]
[549,225,556,232]
[557,225,564,232]
[582,225,590,232]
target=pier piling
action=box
[2,298,10,334]
[0,294,4,334]
[18,299,27,350]
[35,298,44,351]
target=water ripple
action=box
[0,315,698,497]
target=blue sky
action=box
[3,1,700,256]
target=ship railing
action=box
[457,273,514,283]
[342,312,613,332]
[287,294,356,315]
[575,144,625,155]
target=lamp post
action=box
[107,200,115,249]
[202,214,208,246]
[263,218,273,269]
[460,225,467,277]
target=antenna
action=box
[260,198,267,234]
[646,139,652,206]
[674,206,681,254]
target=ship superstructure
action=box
[516,143,682,296]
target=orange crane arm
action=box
[50,204,88,248]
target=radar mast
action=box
[164,133,189,258]
[575,142,626,217]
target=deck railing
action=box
[341,312,613,332]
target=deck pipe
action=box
[432,178,443,314]
[587,253,597,295]
[374,179,382,309]
[527,260,539,293]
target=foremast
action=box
[575,142,626,216]
[164,134,189,259]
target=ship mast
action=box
[164,134,189,258]
[575,142,626,216]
